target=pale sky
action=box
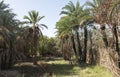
[4,0,91,37]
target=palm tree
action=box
[56,16,77,60]
[109,0,120,52]
[61,1,95,63]
[85,0,109,47]
[79,8,95,63]
[0,1,21,69]
[86,0,120,51]
[23,10,47,65]
[85,1,120,76]
[61,1,83,63]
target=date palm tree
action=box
[86,0,120,51]
[85,0,109,47]
[23,10,47,65]
[0,1,21,69]
[61,1,95,63]
[79,8,95,62]
[61,1,83,63]
[56,16,77,60]
[109,0,120,52]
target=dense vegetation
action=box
[56,0,120,76]
[0,0,120,77]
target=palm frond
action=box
[60,11,71,15]
[76,1,80,10]
[68,1,75,11]
[40,24,48,29]
[37,16,45,22]
[85,1,96,8]
[28,11,33,23]
[23,16,32,23]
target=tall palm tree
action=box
[109,0,120,52]
[86,0,120,51]
[0,1,21,69]
[85,0,109,47]
[61,1,95,63]
[23,10,47,65]
[85,1,120,76]
[79,8,95,62]
[61,1,83,63]
[56,16,77,60]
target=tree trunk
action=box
[33,54,37,65]
[33,27,39,65]
[100,25,108,47]
[71,34,77,56]
[83,27,88,63]
[89,31,93,64]
[113,25,119,53]
[76,31,82,63]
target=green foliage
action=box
[23,10,48,65]
[56,16,71,37]
[0,1,19,28]
[23,10,47,30]
[38,36,56,56]
[0,1,21,69]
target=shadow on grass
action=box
[11,63,77,77]
[11,64,46,77]
[10,57,97,77]
[78,63,96,69]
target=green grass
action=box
[46,58,113,77]
[12,58,113,77]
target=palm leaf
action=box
[68,1,75,11]
[60,11,71,15]
[37,16,45,22]
[76,1,80,10]
[85,1,96,8]
[40,24,48,29]
[24,16,32,23]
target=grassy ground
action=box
[3,57,113,77]
[45,58,113,77]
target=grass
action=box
[46,59,113,77]
[5,57,113,77]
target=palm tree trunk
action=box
[83,27,88,63]
[71,34,77,56]
[76,30,82,63]
[113,25,119,53]
[33,27,38,65]
[100,25,108,47]
[8,40,14,69]
[89,31,93,64]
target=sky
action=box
[4,0,90,37]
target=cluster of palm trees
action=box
[0,1,21,69]
[56,0,120,65]
[0,0,120,74]
[56,1,94,63]
[0,1,47,69]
